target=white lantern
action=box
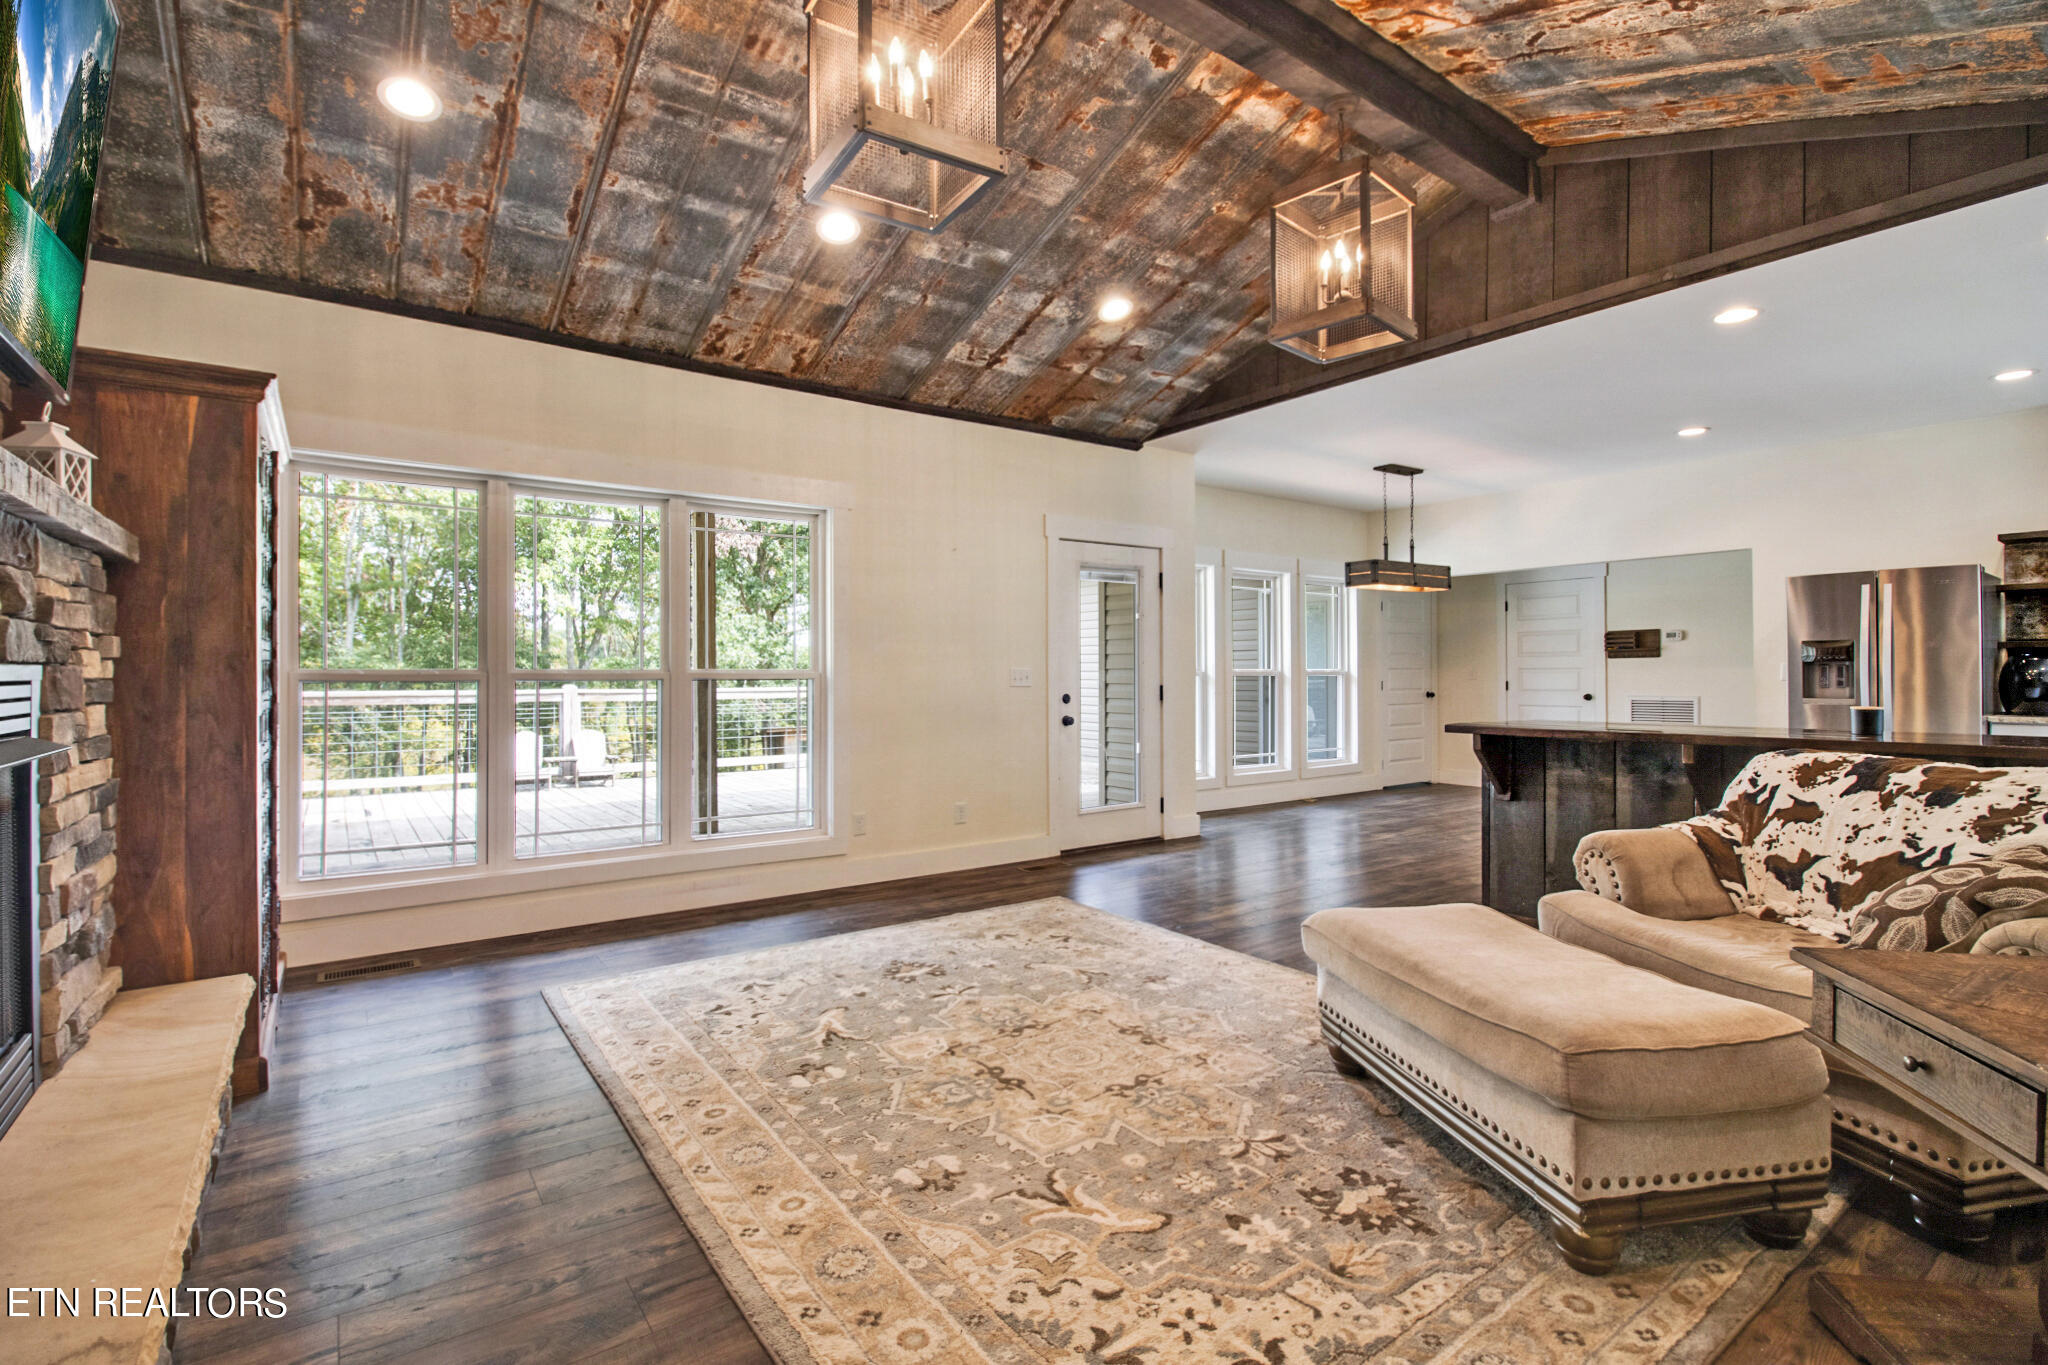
[2,404,96,504]
[1269,157,1418,364]
[804,0,1011,232]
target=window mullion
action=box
[482,478,516,872]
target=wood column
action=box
[41,350,280,1095]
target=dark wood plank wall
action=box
[1165,125,2048,430]
[33,350,281,1092]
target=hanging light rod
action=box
[1348,462,1450,592]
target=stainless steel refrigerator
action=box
[1787,565,1999,735]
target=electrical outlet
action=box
[851,812,867,837]
[1010,668,1032,688]
[953,801,968,825]
[1662,628,1687,642]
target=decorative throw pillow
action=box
[1844,843,2048,952]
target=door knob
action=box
[1425,691,1436,698]
[1061,716,1074,727]
[1061,693,1071,705]
[1582,693,1594,701]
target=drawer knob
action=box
[1901,1054,1927,1073]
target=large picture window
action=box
[287,461,826,891]
[512,493,665,860]
[296,472,482,878]
[690,512,817,838]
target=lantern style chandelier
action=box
[1268,148,1418,364]
[803,0,1013,233]
[1349,463,1449,592]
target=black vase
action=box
[1999,646,2048,717]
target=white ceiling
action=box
[1153,182,2048,509]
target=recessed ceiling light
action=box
[1097,294,1134,324]
[1676,426,1709,438]
[377,74,443,122]
[816,210,861,245]
[1712,305,1759,326]
[1994,368,2036,383]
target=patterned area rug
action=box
[547,899,1842,1364]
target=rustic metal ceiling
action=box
[91,0,2048,442]
[94,0,1421,443]
[1332,0,2048,145]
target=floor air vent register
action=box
[0,665,72,1141]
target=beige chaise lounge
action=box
[1304,902,1832,1274]
[1540,749,2048,1244]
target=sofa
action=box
[1538,749,2048,1245]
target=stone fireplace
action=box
[0,451,136,1091]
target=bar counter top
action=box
[1444,718,2048,765]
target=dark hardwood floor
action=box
[174,785,2037,1364]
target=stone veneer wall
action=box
[0,509,121,1069]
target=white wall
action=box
[1433,571,1502,783]
[1196,486,1373,561]
[79,264,1199,964]
[1405,404,2048,739]
[1194,486,1393,809]
[1604,550,1753,726]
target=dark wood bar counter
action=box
[1444,720,2048,919]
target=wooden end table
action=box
[1793,948,2048,1365]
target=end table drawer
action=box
[1836,993,2044,1162]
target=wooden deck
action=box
[298,765,813,876]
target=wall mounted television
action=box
[0,0,117,401]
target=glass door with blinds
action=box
[1049,540,1161,850]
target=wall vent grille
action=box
[315,958,421,983]
[1629,696,1700,725]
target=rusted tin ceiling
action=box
[95,0,1433,442]
[1332,0,2048,145]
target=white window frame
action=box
[1194,551,1220,788]
[1223,553,1293,785]
[686,502,826,842]
[1300,560,1362,776]
[279,453,837,921]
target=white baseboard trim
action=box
[280,832,1063,966]
[1196,771,1388,814]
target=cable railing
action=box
[299,684,809,793]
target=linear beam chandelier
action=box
[803,0,1013,233]
[1348,463,1450,592]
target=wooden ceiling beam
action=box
[1543,99,2048,165]
[1157,146,2048,436]
[1121,0,1539,208]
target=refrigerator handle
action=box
[1857,583,1874,706]
[1878,579,1896,718]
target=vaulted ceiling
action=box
[91,0,2048,444]
[1334,0,2048,144]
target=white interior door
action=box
[1378,592,1435,785]
[1050,540,1162,849]
[1505,577,1605,721]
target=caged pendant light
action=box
[803,0,1013,233]
[1348,464,1449,592]
[1268,145,1418,364]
